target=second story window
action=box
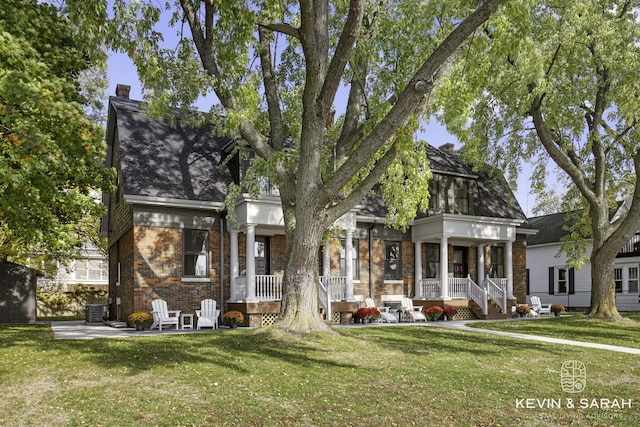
[428,180,439,211]
[455,181,469,214]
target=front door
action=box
[452,247,468,278]
[255,237,270,275]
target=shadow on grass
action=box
[0,321,618,378]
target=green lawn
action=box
[469,312,640,349]
[1,323,638,426]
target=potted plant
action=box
[128,312,153,331]
[443,305,457,320]
[551,304,565,316]
[424,305,444,321]
[366,307,381,322]
[222,311,244,328]
[515,305,531,317]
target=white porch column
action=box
[506,239,514,298]
[414,242,423,298]
[245,224,257,302]
[439,236,450,299]
[230,229,239,301]
[322,240,331,277]
[345,230,354,301]
[477,244,485,288]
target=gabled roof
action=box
[108,96,233,204]
[359,145,528,222]
[527,212,572,245]
[108,96,527,224]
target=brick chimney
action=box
[439,143,455,153]
[115,84,131,99]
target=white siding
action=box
[527,242,640,311]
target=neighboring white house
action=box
[36,244,109,292]
[527,211,640,311]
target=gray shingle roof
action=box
[359,145,528,221]
[110,97,232,203]
[526,212,571,245]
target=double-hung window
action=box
[339,239,360,280]
[384,241,401,280]
[183,229,209,278]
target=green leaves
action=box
[0,0,113,261]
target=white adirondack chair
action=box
[150,299,181,331]
[530,296,552,317]
[196,299,220,330]
[365,298,398,323]
[401,297,427,322]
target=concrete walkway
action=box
[49,319,640,354]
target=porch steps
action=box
[469,299,510,320]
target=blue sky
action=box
[105,51,538,217]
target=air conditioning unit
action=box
[85,304,106,324]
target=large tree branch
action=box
[325,0,505,195]
[529,96,597,205]
[336,0,388,161]
[325,143,399,225]
[180,0,272,159]
[320,0,365,114]
[259,22,300,39]
[258,27,285,151]
[608,149,640,247]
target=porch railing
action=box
[467,276,488,316]
[256,275,282,300]
[449,278,470,299]
[486,277,508,314]
[421,278,441,299]
[234,275,347,302]
[318,277,331,320]
[320,276,347,301]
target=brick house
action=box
[102,88,532,326]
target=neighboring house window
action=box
[614,267,623,293]
[339,239,360,280]
[454,181,469,214]
[490,246,505,278]
[183,229,209,277]
[629,267,639,293]
[558,268,567,294]
[74,259,108,281]
[384,241,401,280]
[425,243,440,278]
[428,180,439,210]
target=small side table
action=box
[180,313,194,330]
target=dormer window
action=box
[454,181,469,214]
[428,180,439,211]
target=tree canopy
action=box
[436,0,640,317]
[0,0,114,262]
[87,0,510,332]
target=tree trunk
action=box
[274,206,332,334]
[587,245,622,320]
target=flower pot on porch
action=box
[135,324,144,331]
